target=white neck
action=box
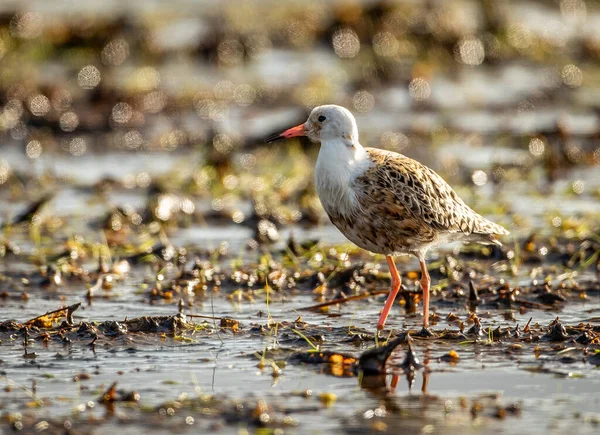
[314,138,371,218]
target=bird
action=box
[265,104,509,334]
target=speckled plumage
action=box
[266,104,509,332]
[325,147,509,258]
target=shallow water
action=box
[2,294,599,434]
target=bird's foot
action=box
[414,327,435,338]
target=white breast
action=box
[314,139,372,218]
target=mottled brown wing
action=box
[357,148,509,237]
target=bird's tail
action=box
[472,217,510,247]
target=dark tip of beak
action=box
[264,133,283,143]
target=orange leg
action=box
[421,371,429,395]
[377,256,401,330]
[419,257,431,328]
[390,374,399,391]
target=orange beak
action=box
[265,123,305,143]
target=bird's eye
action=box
[318,115,326,122]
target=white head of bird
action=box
[304,105,359,144]
[266,104,371,217]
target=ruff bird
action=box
[266,105,509,333]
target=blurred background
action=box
[1,4,600,431]
[1,0,599,253]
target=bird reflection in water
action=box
[357,334,429,395]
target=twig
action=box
[185,314,224,320]
[210,288,224,344]
[515,299,546,309]
[24,302,81,326]
[297,290,389,311]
